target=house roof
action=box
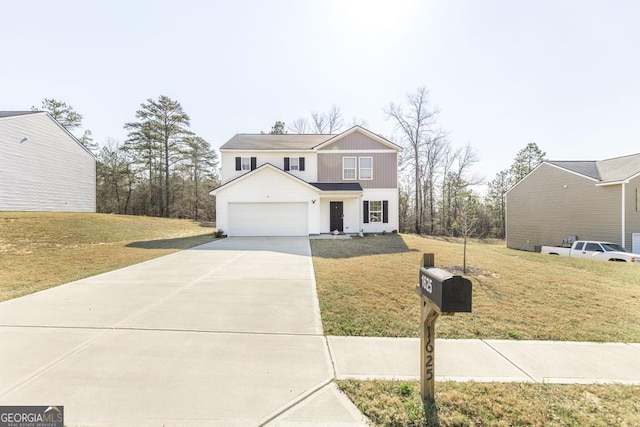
[309,183,363,191]
[547,153,640,184]
[219,125,401,151]
[220,134,333,150]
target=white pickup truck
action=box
[540,241,640,263]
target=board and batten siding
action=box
[321,131,389,150]
[506,163,621,251]
[0,113,96,212]
[624,175,640,249]
[317,152,397,189]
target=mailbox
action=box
[418,267,472,313]
[416,253,473,404]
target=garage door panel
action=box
[229,203,308,236]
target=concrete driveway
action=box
[0,237,365,426]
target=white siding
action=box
[0,113,95,212]
[215,166,320,236]
[221,151,317,183]
[361,188,399,233]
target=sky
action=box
[2,0,639,190]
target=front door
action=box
[330,201,344,232]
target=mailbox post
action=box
[415,253,472,403]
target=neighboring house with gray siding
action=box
[506,153,640,253]
[0,111,96,212]
[210,126,401,236]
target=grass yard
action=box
[311,234,640,341]
[338,380,640,426]
[0,212,216,301]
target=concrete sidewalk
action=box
[0,237,367,426]
[327,336,640,385]
[1,237,639,426]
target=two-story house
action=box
[210,126,401,236]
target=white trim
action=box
[359,156,373,180]
[318,149,397,154]
[342,156,357,180]
[221,148,315,153]
[622,183,626,248]
[290,157,300,171]
[596,179,630,186]
[369,200,382,223]
[318,191,362,198]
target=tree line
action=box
[267,89,545,239]
[382,87,546,238]
[36,91,544,237]
[34,97,219,220]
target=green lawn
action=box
[339,380,640,427]
[0,212,217,301]
[311,234,640,341]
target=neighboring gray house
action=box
[210,126,401,236]
[506,153,640,253]
[0,111,96,212]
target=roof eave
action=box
[209,163,321,195]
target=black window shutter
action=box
[363,201,369,224]
[383,200,389,223]
[235,157,241,171]
[299,157,305,171]
[250,157,257,171]
[284,157,290,171]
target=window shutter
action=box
[235,157,241,171]
[363,201,369,224]
[250,157,257,171]
[299,157,305,171]
[383,200,389,223]
[284,157,290,171]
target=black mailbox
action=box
[418,266,472,313]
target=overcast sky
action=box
[2,0,639,188]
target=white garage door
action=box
[228,202,308,236]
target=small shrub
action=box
[398,382,414,397]
[214,229,225,238]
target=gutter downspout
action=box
[622,183,626,248]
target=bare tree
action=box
[288,118,310,134]
[485,169,509,238]
[454,195,479,274]
[422,130,448,233]
[326,104,344,133]
[349,116,369,128]
[385,87,439,234]
[311,111,328,133]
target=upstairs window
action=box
[235,156,256,171]
[343,157,356,180]
[290,157,299,171]
[284,157,305,171]
[359,157,373,180]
